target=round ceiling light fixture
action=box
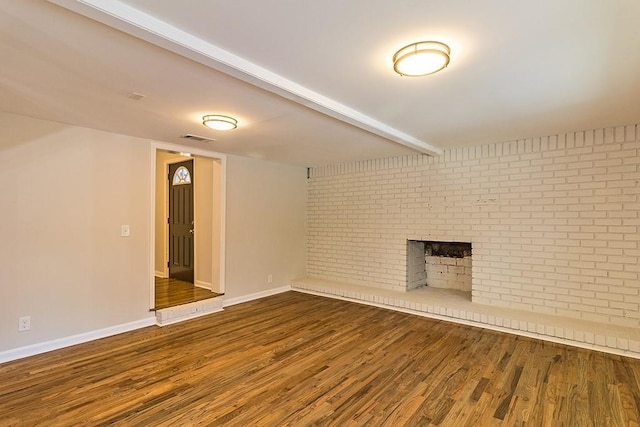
[202,115,238,130]
[393,41,450,77]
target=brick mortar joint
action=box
[309,123,640,178]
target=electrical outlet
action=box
[18,316,30,332]
[267,274,273,283]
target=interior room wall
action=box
[224,154,307,300]
[211,158,223,293]
[194,156,213,289]
[0,112,308,356]
[307,125,640,329]
[154,151,184,277]
[0,112,153,353]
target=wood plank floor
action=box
[154,277,221,310]
[1,292,640,426]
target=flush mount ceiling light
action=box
[202,115,238,130]
[393,41,450,77]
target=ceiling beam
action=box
[49,0,443,156]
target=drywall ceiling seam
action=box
[47,0,444,156]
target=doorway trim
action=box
[168,159,195,283]
[158,157,196,281]
[149,142,227,310]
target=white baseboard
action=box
[293,288,640,360]
[154,271,167,278]
[1,286,292,364]
[0,317,156,364]
[155,297,224,326]
[195,280,212,290]
[223,285,291,307]
[156,307,224,327]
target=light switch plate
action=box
[121,225,130,237]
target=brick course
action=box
[307,125,640,328]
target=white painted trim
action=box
[0,318,156,364]
[191,157,199,286]
[195,280,212,291]
[156,308,223,327]
[223,285,291,307]
[149,142,227,310]
[160,156,212,285]
[154,270,167,278]
[293,289,640,361]
[217,155,227,295]
[148,147,157,308]
[161,157,175,279]
[165,157,198,283]
[48,0,442,157]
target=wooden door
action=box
[168,160,194,283]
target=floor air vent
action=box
[180,134,216,143]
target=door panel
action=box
[168,160,194,283]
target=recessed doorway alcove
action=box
[407,240,472,295]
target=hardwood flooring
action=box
[1,291,640,426]
[154,277,221,310]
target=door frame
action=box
[160,157,195,281]
[149,142,227,310]
[167,158,195,283]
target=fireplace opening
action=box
[407,240,472,292]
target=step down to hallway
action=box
[155,297,224,326]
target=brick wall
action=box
[407,241,427,290]
[307,125,640,328]
[425,255,472,292]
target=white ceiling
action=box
[1,0,639,166]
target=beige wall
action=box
[224,154,307,299]
[0,112,307,354]
[194,156,213,289]
[211,159,223,293]
[0,112,152,352]
[154,151,184,276]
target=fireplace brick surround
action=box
[306,124,640,346]
[408,240,472,292]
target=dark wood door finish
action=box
[168,160,194,283]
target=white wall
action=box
[0,112,307,355]
[307,125,640,328]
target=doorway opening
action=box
[169,159,195,283]
[154,277,218,310]
[151,147,225,310]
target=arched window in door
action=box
[172,166,192,185]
